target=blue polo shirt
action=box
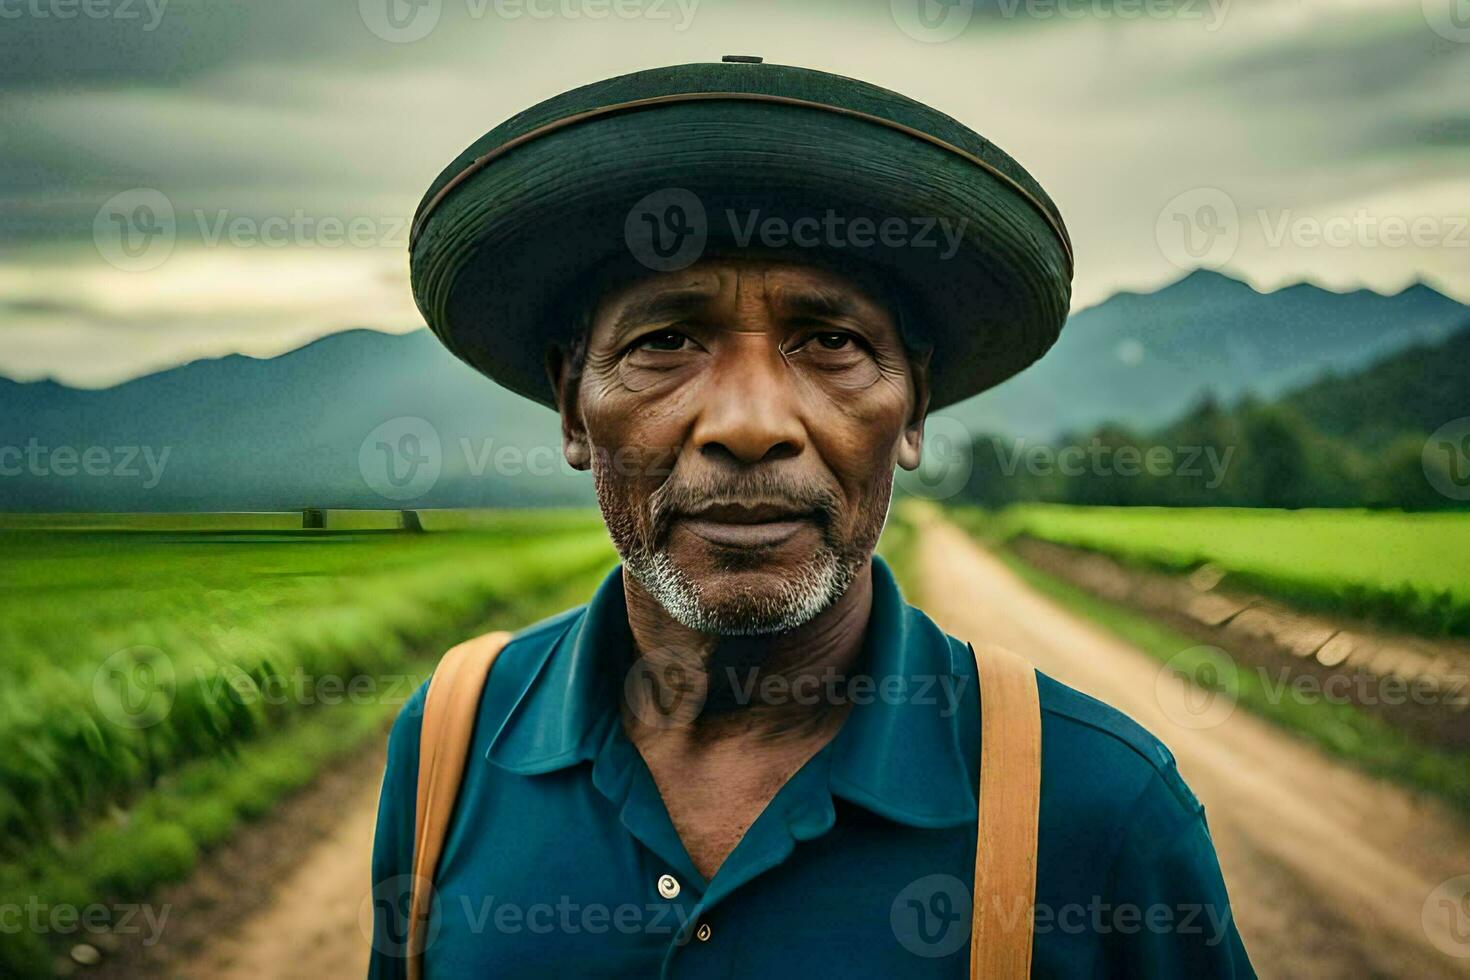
[368,558,1254,978]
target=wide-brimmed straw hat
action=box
[409,57,1073,410]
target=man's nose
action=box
[690,345,807,466]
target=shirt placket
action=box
[656,748,840,979]
[589,701,843,978]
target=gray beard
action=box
[620,540,860,635]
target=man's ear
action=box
[896,346,932,471]
[545,343,591,471]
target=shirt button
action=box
[657,874,680,899]
[696,922,712,942]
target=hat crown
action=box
[414,60,1066,250]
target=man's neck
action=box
[621,561,874,744]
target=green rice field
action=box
[980,505,1470,636]
[0,511,617,975]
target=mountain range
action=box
[1,269,1465,511]
[960,269,1468,440]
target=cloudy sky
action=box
[1,0,1466,386]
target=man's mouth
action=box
[672,501,821,548]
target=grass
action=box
[0,685,421,976]
[0,515,617,847]
[0,512,617,976]
[981,504,1470,636]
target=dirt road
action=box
[177,515,1470,979]
[913,513,1470,979]
[176,762,380,980]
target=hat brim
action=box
[411,98,1071,410]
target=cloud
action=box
[0,245,422,385]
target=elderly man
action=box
[369,59,1253,979]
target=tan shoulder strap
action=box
[969,641,1043,979]
[407,630,512,980]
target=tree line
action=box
[957,325,1469,510]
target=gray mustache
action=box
[648,476,840,541]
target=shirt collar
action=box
[482,563,628,774]
[484,556,977,829]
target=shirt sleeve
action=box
[366,681,429,980]
[1102,769,1257,979]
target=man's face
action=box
[555,258,928,634]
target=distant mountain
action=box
[0,329,592,511]
[2,270,1466,511]
[949,269,1469,440]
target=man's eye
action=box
[634,330,688,352]
[813,332,858,351]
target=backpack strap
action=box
[969,641,1043,979]
[407,630,513,980]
